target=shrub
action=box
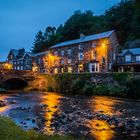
[109,85,126,97]
[125,76,140,98]
[113,72,133,85]
[70,78,85,94]
[82,84,94,95]
[93,85,109,95]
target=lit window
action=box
[125,55,131,62]
[78,64,84,73]
[61,50,65,56]
[60,59,64,65]
[136,55,140,61]
[68,66,72,73]
[68,49,72,56]
[61,68,64,73]
[54,68,58,74]
[78,52,84,60]
[54,51,58,56]
[68,59,72,64]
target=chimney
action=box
[80,33,85,39]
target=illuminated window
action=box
[54,68,58,74]
[68,59,72,64]
[78,52,84,60]
[125,55,131,62]
[61,68,64,73]
[61,50,65,56]
[78,64,84,73]
[68,66,72,73]
[136,55,140,61]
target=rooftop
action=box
[51,30,114,49]
[119,48,140,56]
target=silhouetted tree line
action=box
[31,0,140,53]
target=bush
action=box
[70,78,85,94]
[109,85,126,97]
[113,72,133,85]
[82,84,94,95]
[125,76,140,98]
[93,85,109,95]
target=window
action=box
[60,59,64,65]
[78,64,84,73]
[125,55,131,62]
[54,68,58,74]
[89,63,99,73]
[61,50,64,56]
[68,49,72,56]
[92,51,97,59]
[68,59,72,64]
[79,44,82,50]
[68,66,72,73]
[92,42,96,48]
[136,55,140,62]
[113,52,116,60]
[78,52,84,60]
[61,68,64,73]
[54,51,58,56]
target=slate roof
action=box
[51,30,114,49]
[119,48,140,56]
[11,49,18,56]
[31,51,48,57]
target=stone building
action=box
[116,48,140,72]
[7,48,48,72]
[45,30,118,73]
[7,30,119,73]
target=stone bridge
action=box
[0,69,36,86]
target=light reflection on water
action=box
[89,96,118,140]
[40,93,62,134]
[0,95,10,114]
[0,93,125,139]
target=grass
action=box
[0,116,80,140]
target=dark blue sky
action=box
[0,0,121,61]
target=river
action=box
[0,92,140,140]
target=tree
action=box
[31,31,46,53]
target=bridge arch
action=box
[0,77,28,90]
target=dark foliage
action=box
[31,0,140,53]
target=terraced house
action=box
[45,30,118,73]
[116,48,140,72]
[7,30,119,73]
[7,48,48,72]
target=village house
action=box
[7,48,48,72]
[116,48,140,72]
[6,30,121,73]
[45,30,118,74]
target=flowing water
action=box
[0,92,140,140]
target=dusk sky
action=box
[0,0,122,61]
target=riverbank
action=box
[26,73,140,98]
[0,116,78,140]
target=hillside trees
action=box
[31,0,140,53]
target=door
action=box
[89,63,99,73]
